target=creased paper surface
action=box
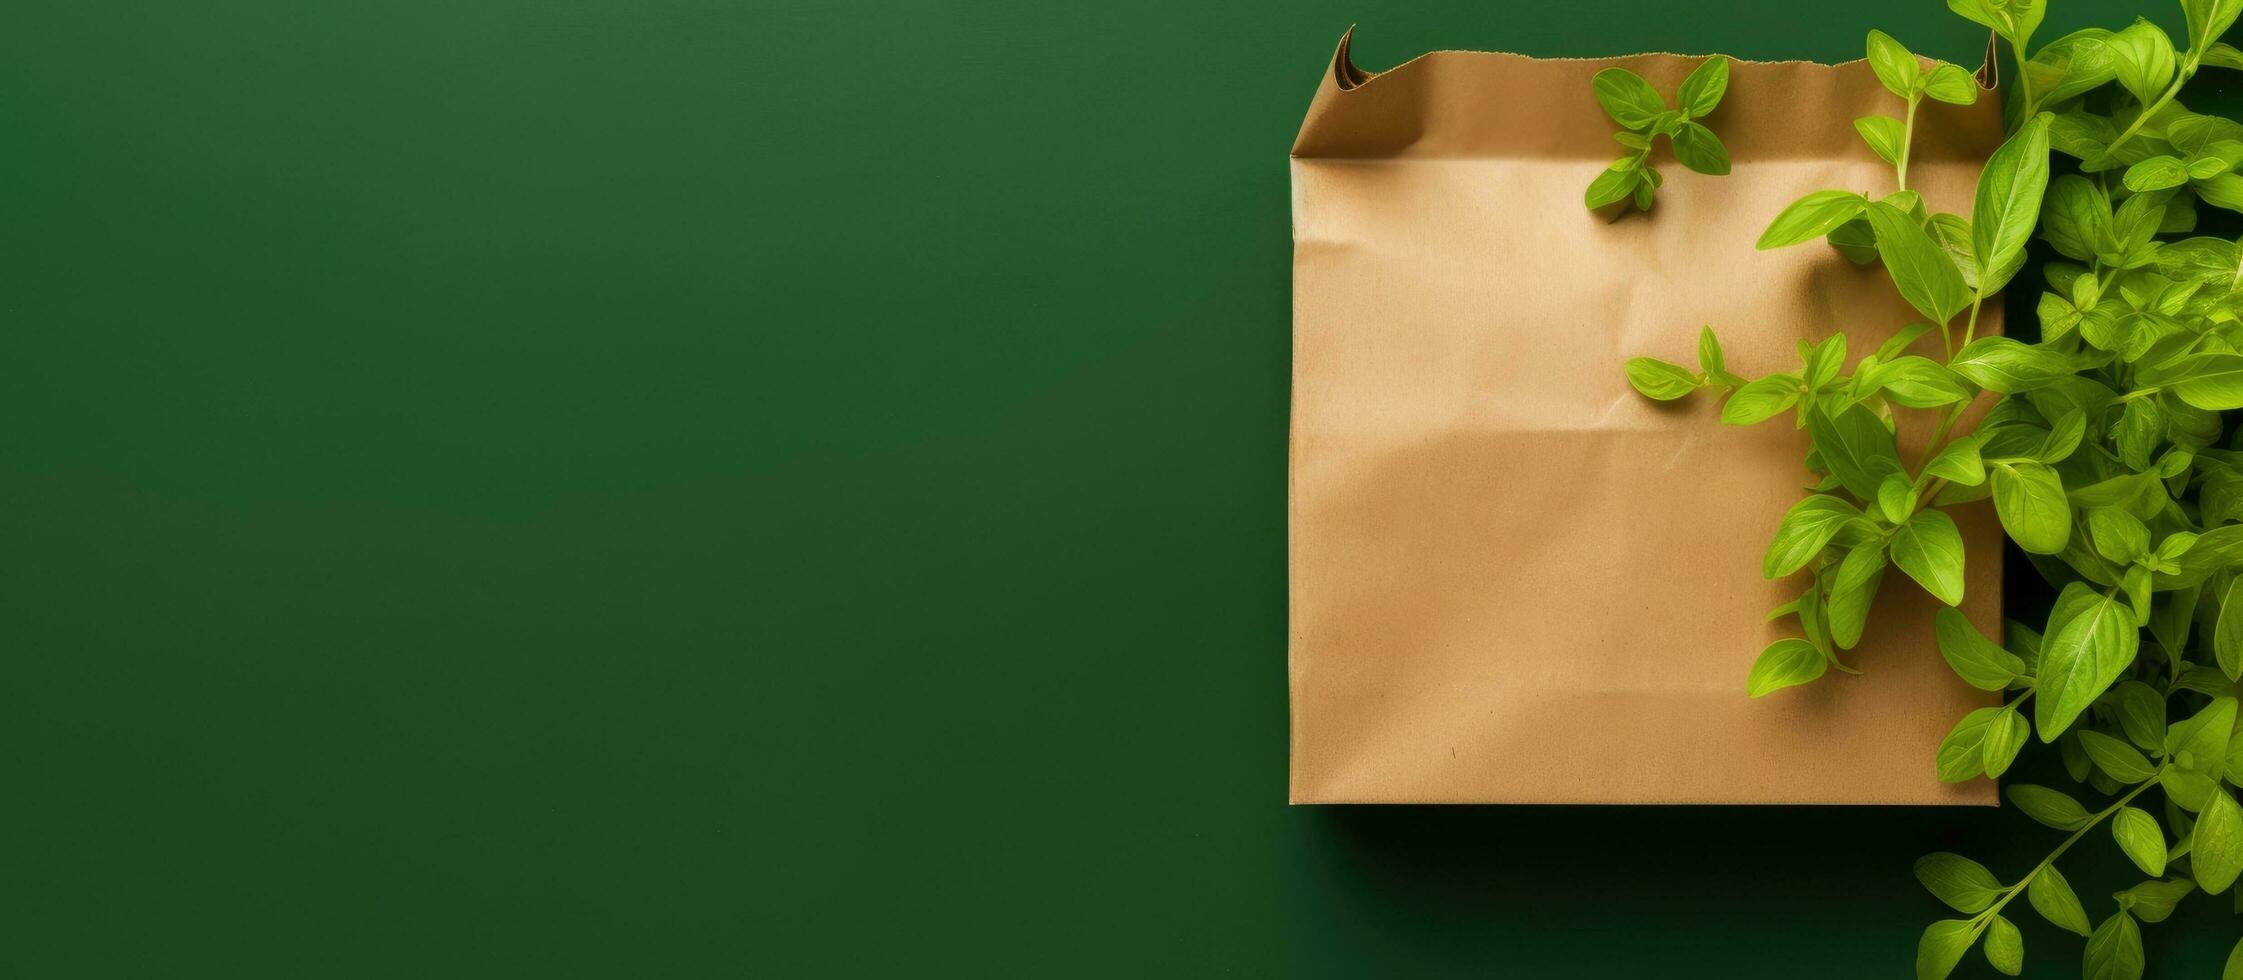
[1289,33,2006,804]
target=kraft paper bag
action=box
[1289,32,2009,804]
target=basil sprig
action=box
[1585,56,1731,212]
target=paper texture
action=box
[1289,33,2008,805]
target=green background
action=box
[5,0,2238,976]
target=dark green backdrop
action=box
[6,0,2238,976]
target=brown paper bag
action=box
[1289,32,2008,805]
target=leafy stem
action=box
[1909,399,1975,512]
[2106,72,2192,160]
[1978,768,2167,924]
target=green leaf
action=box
[2009,783,2094,829]
[1827,542,1886,650]
[1762,495,1865,579]
[1586,165,1638,210]
[2191,149,2238,179]
[1951,0,2045,48]
[1992,461,2072,555]
[1925,63,1979,105]
[2106,192,2166,260]
[2108,18,2179,107]
[1877,321,1937,361]
[2029,865,2093,937]
[1676,55,1729,117]
[2061,732,2097,783]
[1624,357,1699,400]
[1803,334,1847,392]
[1984,913,2022,976]
[2210,41,2243,70]
[2082,910,2142,980]
[1892,509,1966,605]
[1866,30,1922,98]
[2167,115,2243,156]
[1934,608,2023,690]
[1672,122,1730,175]
[1758,191,1869,249]
[2112,681,2167,750]
[1721,374,1802,424]
[2082,731,2159,783]
[2088,507,2150,562]
[1984,709,2030,778]
[2218,577,2243,680]
[2114,397,2164,471]
[2042,175,2110,262]
[1950,337,2076,392]
[1747,637,1825,697]
[2123,565,2153,624]
[2035,588,2139,739]
[2112,806,2169,875]
[2038,409,2086,463]
[2195,788,2243,893]
[1915,852,2002,912]
[2167,697,2238,768]
[1861,356,1970,408]
[1936,707,2003,781]
[2224,936,2243,980]
[1927,213,1981,291]
[1877,473,1915,524]
[1592,67,1666,128]
[1972,113,2052,296]
[2161,353,2243,409]
[2032,28,2122,102]
[2051,109,2119,164]
[2204,171,2243,213]
[2161,525,2243,588]
[1868,201,1971,324]
[1926,434,1987,486]
[2185,0,2243,56]
[1807,404,1901,500]
[2155,531,2198,563]
[2164,766,2221,810]
[1916,918,1980,980]
[1856,115,1906,165]
[1697,326,1725,377]
[2114,877,2194,923]
[1828,216,1878,263]
[2124,155,2190,192]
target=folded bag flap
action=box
[1292,28,2003,161]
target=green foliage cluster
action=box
[1585,56,1732,211]
[1623,1,2243,975]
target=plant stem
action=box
[1978,769,2166,923]
[1909,403,1975,512]
[1962,296,1984,349]
[2106,73,2191,159]
[1924,402,1966,463]
[2011,39,2039,124]
[1898,95,1920,191]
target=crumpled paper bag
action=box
[1290,31,2007,804]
